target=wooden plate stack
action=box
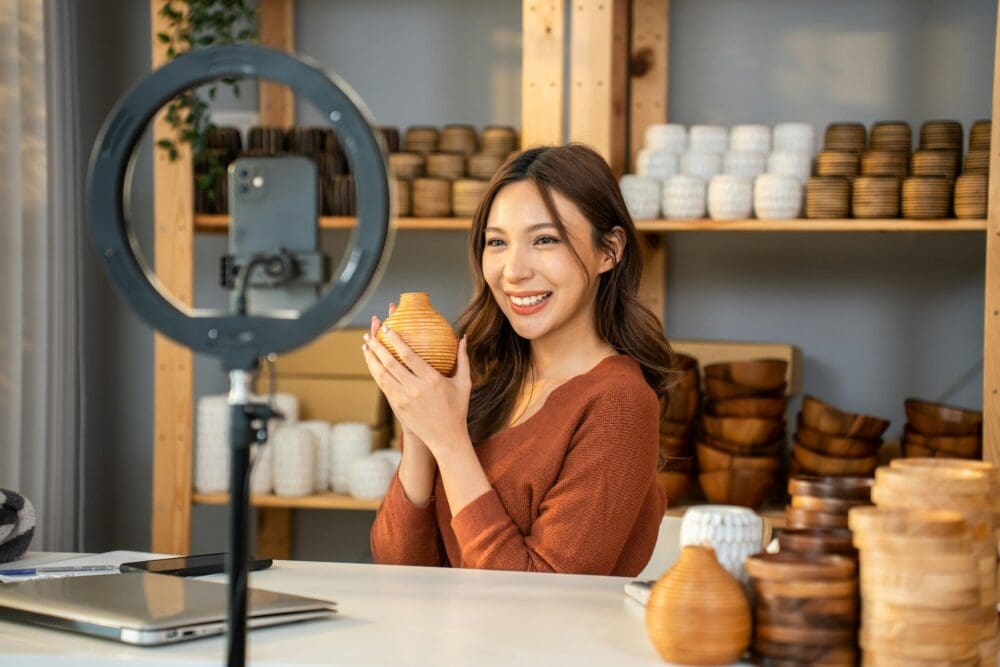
[851,176,900,218]
[783,475,873,544]
[412,177,451,217]
[452,179,489,217]
[792,396,888,478]
[697,359,788,508]
[426,152,466,181]
[481,126,518,157]
[746,552,859,665]
[403,126,439,155]
[902,398,983,459]
[658,354,700,503]
[920,120,964,152]
[970,119,991,151]
[325,175,356,216]
[955,174,988,219]
[805,176,850,218]
[849,506,990,666]
[869,121,912,153]
[388,152,426,181]
[860,150,908,178]
[902,176,952,219]
[247,126,287,154]
[438,125,478,157]
[964,149,989,175]
[824,122,867,153]
[286,126,326,159]
[392,179,411,217]
[468,152,506,180]
[816,150,860,178]
[911,148,960,180]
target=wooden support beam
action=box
[259,0,295,127]
[256,508,293,559]
[150,0,194,554]
[984,2,1000,463]
[569,0,629,176]
[638,233,666,325]
[521,0,565,148]
[628,0,669,172]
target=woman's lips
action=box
[507,291,552,316]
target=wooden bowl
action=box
[847,506,968,538]
[708,396,787,419]
[656,471,691,504]
[660,419,695,439]
[697,441,782,472]
[671,353,700,391]
[746,551,857,581]
[664,386,700,423]
[659,453,694,474]
[752,638,858,664]
[792,442,878,477]
[790,493,869,514]
[788,475,873,501]
[699,468,777,509]
[902,439,936,458]
[704,376,786,401]
[703,435,783,457]
[904,399,983,436]
[796,421,881,458]
[777,528,857,556]
[704,359,788,392]
[702,414,785,445]
[800,395,890,439]
[903,427,981,458]
[785,506,850,530]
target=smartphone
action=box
[119,553,273,577]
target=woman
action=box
[364,143,673,576]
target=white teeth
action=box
[510,292,551,307]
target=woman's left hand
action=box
[363,317,473,458]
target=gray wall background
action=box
[78,0,995,559]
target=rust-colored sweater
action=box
[370,355,666,576]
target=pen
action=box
[0,565,121,576]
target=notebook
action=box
[0,570,336,645]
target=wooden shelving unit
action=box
[150,0,1000,558]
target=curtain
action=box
[0,0,84,551]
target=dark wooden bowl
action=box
[699,468,777,509]
[787,475,873,501]
[792,442,878,477]
[904,398,983,436]
[704,359,788,391]
[660,418,695,439]
[704,376,786,401]
[777,528,857,556]
[702,414,786,445]
[697,441,782,473]
[663,386,700,423]
[784,506,850,530]
[670,353,700,391]
[795,421,881,458]
[902,427,981,458]
[709,396,788,419]
[901,439,936,458]
[703,434,784,457]
[745,552,857,581]
[800,395,890,439]
[660,433,692,455]
[656,471,692,504]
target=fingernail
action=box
[381,324,389,333]
[361,343,368,352]
[362,333,369,342]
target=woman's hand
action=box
[362,309,472,459]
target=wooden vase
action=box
[377,292,458,376]
[645,545,751,665]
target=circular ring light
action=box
[88,45,393,370]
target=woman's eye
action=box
[485,238,505,247]
[535,235,559,245]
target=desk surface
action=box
[0,553,749,667]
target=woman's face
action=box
[482,180,617,344]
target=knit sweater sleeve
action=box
[449,382,660,574]
[369,436,445,567]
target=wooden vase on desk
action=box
[645,545,751,665]
[378,292,458,376]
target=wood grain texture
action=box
[521,0,565,148]
[256,508,292,559]
[629,0,669,172]
[569,0,629,176]
[985,2,1000,464]
[259,0,295,127]
[151,0,194,554]
[637,233,665,325]
[195,492,381,511]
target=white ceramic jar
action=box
[300,420,332,492]
[772,122,816,155]
[330,422,374,493]
[348,455,395,501]
[195,395,230,493]
[767,150,812,184]
[373,448,402,471]
[679,505,765,583]
[635,148,678,181]
[707,175,753,220]
[250,438,273,495]
[754,174,803,219]
[662,175,706,219]
[689,125,729,154]
[730,124,770,154]
[723,151,766,180]
[644,123,686,154]
[273,424,318,497]
[619,175,661,220]
[680,151,722,182]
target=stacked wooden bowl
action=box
[970,119,992,151]
[325,175,357,216]
[792,396,888,478]
[824,122,867,153]
[782,475,873,548]
[955,174,988,219]
[403,126,439,155]
[902,175,952,219]
[920,120,964,152]
[658,354,700,503]
[965,148,989,175]
[911,148,960,180]
[697,359,788,508]
[852,176,900,218]
[805,176,850,218]
[860,150,908,178]
[902,398,983,459]
[815,150,859,178]
[869,121,912,153]
[746,552,860,665]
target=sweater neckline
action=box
[483,354,627,442]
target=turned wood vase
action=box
[378,292,458,376]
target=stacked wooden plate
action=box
[911,148,960,180]
[965,148,989,175]
[659,354,700,503]
[438,125,478,157]
[851,176,900,218]
[955,174,988,219]
[869,121,912,153]
[697,359,788,508]
[412,178,452,217]
[805,176,850,218]
[388,152,425,180]
[452,179,489,217]
[783,475,873,542]
[403,126,439,155]
[746,552,859,665]
[426,152,466,180]
[816,150,859,178]
[481,126,518,157]
[792,396,888,478]
[824,122,867,153]
[970,119,991,151]
[849,506,991,666]
[902,175,952,219]
[324,175,356,216]
[902,398,983,459]
[860,150,908,178]
[392,178,411,217]
[920,120,963,151]
[468,152,506,180]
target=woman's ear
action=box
[599,226,626,273]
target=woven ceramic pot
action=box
[330,423,374,493]
[707,175,753,220]
[754,173,802,219]
[348,455,395,500]
[644,123,686,153]
[679,505,765,583]
[680,151,723,182]
[300,420,332,492]
[767,150,812,184]
[619,175,661,220]
[689,125,729,154]
[378,292,458,376]
[723,150,766,180]
[273,424,317,497]
[645,545,752,665]
[730,124,770,154]
[662,175,706,219]
[635,148,678,181]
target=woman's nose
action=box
[502,245,533,282]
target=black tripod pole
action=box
[226,367,256,667]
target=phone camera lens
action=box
[238,185,250,195]
[238,169,249,179]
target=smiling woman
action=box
[365,144,675,576]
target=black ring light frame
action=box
[87,45,393,667]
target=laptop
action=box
[0,571,337,645]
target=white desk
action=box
[0,554,748,667]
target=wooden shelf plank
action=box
[664,503,787,529]
[193,491,381,511]
[195,215,987,234]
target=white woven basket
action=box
[619,175,661,220]
[680,150,722,182]
[754,174,802,219]
[730,124,770,154]
[300,420,333,492]
[662,175,706,219]
[635,148,678,181]
[772,122,815,155]
[723,151,766,180]
[689,124,729,154]
[767,150,812,184]
[273,424,318,497]
[330,423,374,493]
[348,455,395,501]
[707,175,753,220]
[644,123,686,153]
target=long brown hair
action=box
[456,143,675,442]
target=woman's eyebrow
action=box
[485,222,557,234]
